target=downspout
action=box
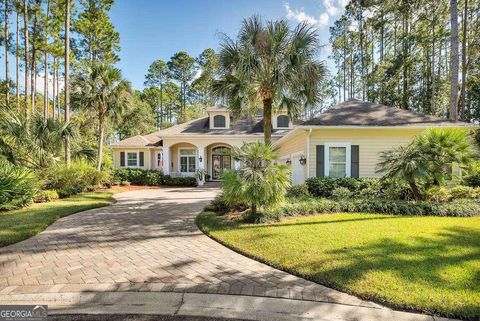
[306,128,312,179]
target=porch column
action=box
[198,145,206,171]
[163,144,170,175]
[234,160,240,170]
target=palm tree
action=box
[222,142,290,217]
[213,15,327,143]
[0,112,76,168]
[376,144,427,200]
[72,63,132,170]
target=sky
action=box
[110,0,348,90]
[0,0,348,93]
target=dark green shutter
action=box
[316,145,325,177]
[351,145,359,178]
[139,152,144,167]
[120,152,125,167]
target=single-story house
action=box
[110,99,472,184]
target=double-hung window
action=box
[127,152,138,167]
[180,149,196,173]
[325,143,351,178]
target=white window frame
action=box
[126,151,140,168]
[324,143,351,178]
[178,148,197,173]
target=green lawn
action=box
[0,190,118,247]
[197,212,480,319]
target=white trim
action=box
[125,150,140,168]
[324,143,351,178]
[178,147,197,173]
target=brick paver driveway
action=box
[0,187,374,307]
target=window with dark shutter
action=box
[351,145,359,178]
[213,115,226,128]
[316,145,325,177]
[277,115,289,128]
[120,152,125,167]
[139,152,144,167]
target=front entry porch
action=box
[162,142,238,181]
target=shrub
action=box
[449,185,477,199]
[34,190,59,203]
[205,193,247,215]
[355,178,381,198]
[335,177,359,191]
[113,169,197,187]
[44,160,111,195]
[0,160,40,210]
[306,177,336,197]
[331,187,353,199]
[257,197,480,222]
[286,184,309,197]
[463,172,480,187]
[425,186,452,203]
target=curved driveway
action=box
[0,187,374,308]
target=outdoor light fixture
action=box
[286,159,292,165]
[199,156,203,163]
[299,156,307,166]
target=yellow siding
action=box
[276,131,307,158]
[113,148,151,169]
[308,128,426,178]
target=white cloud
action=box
[322,0,340,16]
[283,1,346,29]
[284,3,318,25]
[319,12,329,26]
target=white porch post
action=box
[198,145,205,170]
[163,144,170,175]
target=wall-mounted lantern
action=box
[286,159,292,165]
[199,156,203,163]
[299,156,307,166]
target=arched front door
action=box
[211,146,231,180]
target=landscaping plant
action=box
[222,142,290,217]
[0,159,40,210]
[377,128,476,199]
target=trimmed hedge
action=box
[262,197,480,222]
[113,168,197,187]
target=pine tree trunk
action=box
[402,9,409,110]
[380,10,384,104]
[459,0,468,119]
[24,0,30,120]
[43,0,50,121]
[431,11,436,114]
[160,83,163,129]
[5,0,10,105]
[56,63,59,119]
[52,59,56,119]
[96,111,105,171]
[64,0,71,165]
[263,98,272,144]
[449,0,459,120]
[15,9,19,110]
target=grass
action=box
[197,211,480,319]
[0,189,119,247]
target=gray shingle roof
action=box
[110,135,153,147]
[302,99,471,127]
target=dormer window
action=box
[277,115,290,128]
[213,115,226,128]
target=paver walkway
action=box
[0,187,375,308]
